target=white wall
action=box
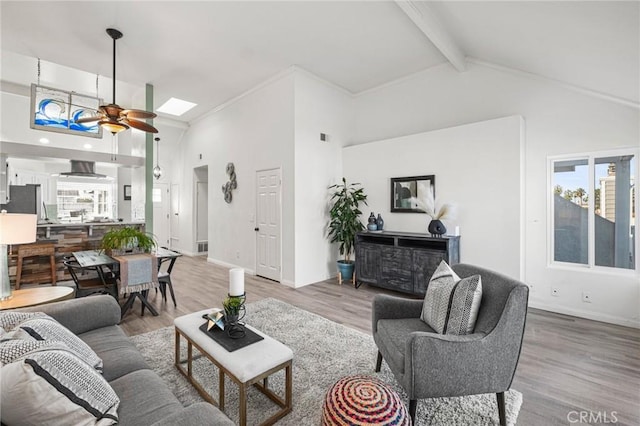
[353,61,640,327]
[293,71,354,286]
[178,73,296,284]
[344,116,523,280]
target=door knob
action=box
[254,227,259,231]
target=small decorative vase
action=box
[367,212,378,231]
[428,219,446,236]
[376,214,384,231]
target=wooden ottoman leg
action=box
[219,369,225,411]
[239,382,247,426]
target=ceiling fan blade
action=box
[122,109,157,119]
[123,118,158,133]
[75,115,102,124]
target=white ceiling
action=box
[1,1,637,124]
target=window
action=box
[551,150,637,271]
[56,180,115,222]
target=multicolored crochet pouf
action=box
[322,375,410,425]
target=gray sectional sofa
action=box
[19,295,233,426]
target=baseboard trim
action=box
[529,300,640,329]
[206,257,255,276]
[280,279,296,288]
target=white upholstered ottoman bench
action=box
[174,309,293,426]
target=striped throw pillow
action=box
[421,261,483,335]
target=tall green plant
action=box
[328,178,368,262]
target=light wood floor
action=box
[111,255,640,425]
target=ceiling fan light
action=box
[98,119,129,134]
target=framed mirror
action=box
[390,175,435,213]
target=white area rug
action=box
[131,298,522,425]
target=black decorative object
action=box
[367,212,377,231]
[376,214,384,231]
[223,293,246,339]
[428,219,446,236]
[198,322,263,352]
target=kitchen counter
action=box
[37,221,143,228]
[8,222,146,286]
[37,222,145,239]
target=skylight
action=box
[157,98,197,116]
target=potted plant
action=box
[328,178,368,282]
[100,226,156,256]
[223,295,244,322]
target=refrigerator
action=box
[0,184,42,218]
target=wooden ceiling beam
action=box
[395,1,467,72]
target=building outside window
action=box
[551,150,637,271]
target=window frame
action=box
[548,148,639,274]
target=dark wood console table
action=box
[355,231,460,295]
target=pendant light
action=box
[153,137,162,180]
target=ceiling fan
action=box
[76,28,158,134]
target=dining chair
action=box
[157,247,178,307]
[63,260,118,300]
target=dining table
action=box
[73,247,181,269]
[72,248,182,317]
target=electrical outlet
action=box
[236,250,240,259]
[551,287,560,297]
[582,292,592,303]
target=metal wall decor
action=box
[222,162,237,203]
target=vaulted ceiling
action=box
[1,1,637,123]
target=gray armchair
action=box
[372,264,529,425]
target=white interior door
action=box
[170,183,180,249]
[153,183,170,247]
[255,168,281,281]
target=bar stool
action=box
[15,242,56,289]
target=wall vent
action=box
[197,241,208,253]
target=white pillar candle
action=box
[229,268,245,296]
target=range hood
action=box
[60,160,107,178]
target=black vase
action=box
[428,219,446,236]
